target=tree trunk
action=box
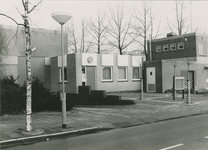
[25,0,32,132]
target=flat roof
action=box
[149,32,208,43]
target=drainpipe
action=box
[149,35,152,61]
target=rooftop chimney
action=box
[167,32,177,37]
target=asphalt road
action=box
[4,114,208,150]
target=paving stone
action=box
[1,93,208,143]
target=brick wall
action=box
[149,33,197,61]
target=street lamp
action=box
[51,12,72,128]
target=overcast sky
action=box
[0,0,208,37]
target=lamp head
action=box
[51,12,72,25]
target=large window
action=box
[199,43,206,56]
[132,68,140,80]
[178,42,184,50]
[102,67,112,81]
[118,67,127,81]
[59,67,67,83]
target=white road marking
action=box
[159,143,184,150]
[204,136,208,139]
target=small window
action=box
[163,44,169,51]
[156,45,162,52]
[199,43,206,56]
[178,42,184,50]
[206,79,208,88]
[59,67,67,83]
[102,67,112,81]
[118,67,127,81]
[132,68,140,80]
[170,43,176,51]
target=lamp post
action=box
[51,12,72,128]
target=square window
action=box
[156,45,162,52]
[170,43,176,51]
[163,44,169,51]
[199,43,206,56]
[102,67,112,81]
[118,67,127,81]
[59,67,67,83]
[178,42,184,50]
[132,68,140,80]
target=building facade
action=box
[1,25,143,93]
[0,25,67,89]
[50,53,143,93]
[144,32,208,93]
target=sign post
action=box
[140,78,143,100]
[187,80,191,104]
[173,76,185,100]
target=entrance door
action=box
[86,67,96,90]
[146,67,156,92]
[188,71,194,90]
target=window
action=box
[118,67,127,81]
[170,43,176,51]
[178,42,184,50]
[102,67,112,81]
[199,43,206,56]
[156,45,162,52]
[163,44,169,51]
[132,68,140,80]
[59,67,67,83]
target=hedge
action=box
[0,75,73,116]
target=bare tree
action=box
[88,11,109,54]
[66,23,78,53]
[167,0,189,35]
[67,18,93,53]
[106,3,134,55]
[0,25,7,77]
[0,0,42,132]
[133,1,161,59]
[80,19,94,53]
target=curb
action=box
[1,112,208,149]
[0,126,112,149]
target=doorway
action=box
[86,67,96,90]
[146,67,156,92]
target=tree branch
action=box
[28,0,43,13]
[0,13,25,26]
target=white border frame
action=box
[132,67,140,81]
[174,76,185,90]
[156,45,162,52]
[170,43,176,51]
[178,42,184,50]
[163,44,169,52]
[117,67,128,81]
[59,67,67,83]
[101,66,113,82]
[198,43,206,56]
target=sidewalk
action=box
[1,93,208,148]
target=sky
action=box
[0,0,208,38]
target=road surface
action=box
[4,114,208,150]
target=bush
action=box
[164,88,195,94]
[21,76,53,112]
[1,75,73,115]
[196,88,208,94]
[1,76,25,115]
